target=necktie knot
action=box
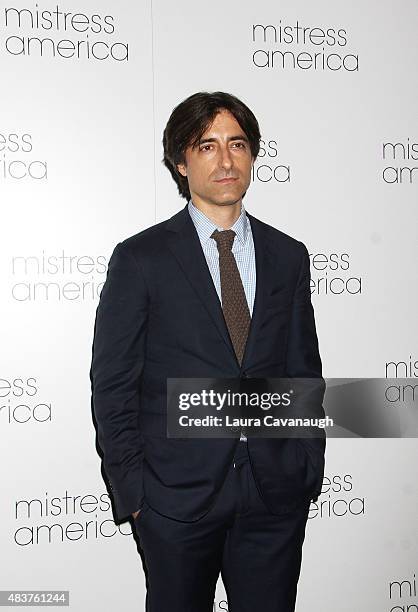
[211,229,236,252]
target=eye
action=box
[232,142,246,149]
[200,144,213,152]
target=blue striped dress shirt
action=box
[188,199,256,315]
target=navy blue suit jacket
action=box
[90,204,326,522]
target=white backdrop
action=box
[1,1,417,610]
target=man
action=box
[90,91,325,611]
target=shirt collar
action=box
[188,199,249,247]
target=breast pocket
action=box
[265,294,292,314]
[265,286,293,311]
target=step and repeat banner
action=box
[1,1,417,610]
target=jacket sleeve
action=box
[89,241,148,522]
[285,241,326,500]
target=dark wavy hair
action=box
[163,91,261,201]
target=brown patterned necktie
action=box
[211,229,251,365]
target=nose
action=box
[219,145,233,171]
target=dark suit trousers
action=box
[133,441,311,612]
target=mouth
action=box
[214,177,238,184]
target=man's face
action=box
[177,109,254,208]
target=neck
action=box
[190,198,242,230]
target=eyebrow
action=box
[198,135,249,146]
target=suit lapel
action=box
[165,205,276,372]
[166,205,238,364]
[240,213,276,370]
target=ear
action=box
[177,163,187,177]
